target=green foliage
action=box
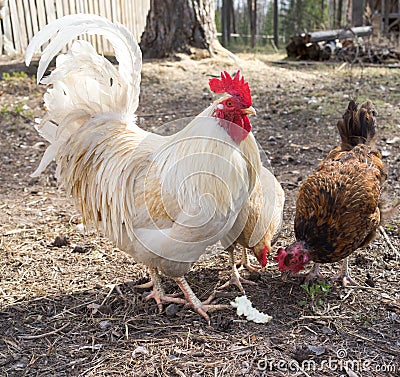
[14,104,25,116]
[2,71,28,81]
[214,0,330,52]
[0,103,33,119]
[299,280,331,312]
[1,104,9,115]
[280,0,329,41]
[2,72,11,80]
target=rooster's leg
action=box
[334,258,357,286]
[219,246,256,294]
[172,277,232,323]
[236,245,261,272]
[138,268,186,312]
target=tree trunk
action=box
[140,0,218,58]
[230,0,236,34]
[337,0,343,27]
[273,0,279,48]
[221,0,234,46]
[352,0,365,26]
[247,0,257,48]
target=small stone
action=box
[165,303,179,317]
[52,236,69,247]
[71,245,89,253]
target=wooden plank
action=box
[87,0,98,51]
[55,0,64,18]
[45,0,56,23]
[92,0,103,52]
[28,0,39,38]
[0,9,3,54]
[8,0,22,53]
[131,0,137,39]
[81,0,94,46]
[68,0,76,15]
[120,0,127,27]
[99,0,112,54]
[122,0,130,37]
[22,0,34,42]
[128,0,139,40]
[2,1,15,55]
[75,0,88,41]
[0,24,2,55]
[104,0,113,54]
[36,0,47,31]
[16,0,29,52]
[110,0,118,22]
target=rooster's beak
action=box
[242,106,256,116]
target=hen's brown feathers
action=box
[294,100,386,263]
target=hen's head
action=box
[251,245,269,268]
[209,70,255,143]
[274,242,309,274]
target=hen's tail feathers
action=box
[337,100,377,150]
[25,14,142,176]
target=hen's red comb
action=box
[209,70,252,107]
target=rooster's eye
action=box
[226,100,233,107]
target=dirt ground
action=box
[0,53,399,377]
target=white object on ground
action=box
[230,295,272,324]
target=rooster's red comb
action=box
[209,70,252,107]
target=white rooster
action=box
[25,14,262,322]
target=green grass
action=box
[299,280,331,312]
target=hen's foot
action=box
[333,258,357,287]
[173,277,232,324]
[283,263,324,285]
[236,246,261,272]
[218,264,256,294]
[336,274,358,287]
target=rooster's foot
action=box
[173,277,232,323]
[144,289,187,312]
[136,268,186,312]
[132,280,154,289]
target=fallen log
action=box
[286,26,373,61]
[309,26,373,43]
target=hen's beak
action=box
[242,106,256,116]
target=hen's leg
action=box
[304,263,324,284]
[334,258,357,286]
[219,246,256,294]
[237,246,261,272]
[286,263,324,284]
[135,268,186,312]
[173,277,232,323]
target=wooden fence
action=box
[0,0,150,56]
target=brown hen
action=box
[275,100,387,285]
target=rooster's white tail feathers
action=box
[25,14,141,115]
[25,14,143,176]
